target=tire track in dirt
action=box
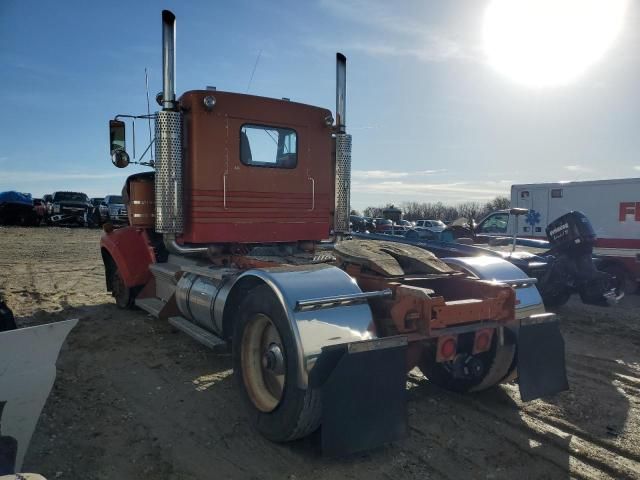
[405,381,596,479]
[425,382,640,480]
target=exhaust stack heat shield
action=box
[155,111,183,233]
[334,133,352,234]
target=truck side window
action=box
[478,213,509,234]
[240,124,297,169]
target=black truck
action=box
[47,191,92,226]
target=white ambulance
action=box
[475,178,640,289]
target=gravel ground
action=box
[1,226,639,479]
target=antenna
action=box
[145,68,153,161]
[246,49,262,93]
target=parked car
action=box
[384,225,408,236]
[397,219,414,228]
[414,219,446,233]
[87,197,105,227]
[47,191,91,226]
[0,191,38,226]
[42,194,53,216]
[100,195,128,224]
[349,215,368,232]
[373,218,392,233]
[32,198,46,224]
[404,228,439,241]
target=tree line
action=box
[354,196,510,222]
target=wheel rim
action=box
[241,313,285,413]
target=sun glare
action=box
[483,0,628,87]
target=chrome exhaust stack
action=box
[155,9,186,238]
[161,10,176,111]
[336,53,347,134]
[334,53,351,235]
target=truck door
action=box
[475,211,510,237]
[515,188,548,238]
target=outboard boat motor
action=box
[545,211,620,306]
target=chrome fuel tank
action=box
[175,273,221,333]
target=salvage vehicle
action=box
[90,197,104,208]
[86,198,104,228]
[32,198,46,224]
[415,219,446,233]
[405,228,440,241]
[349,215,368,232]
[47,191,91,226]
[99,195,128,224]
[42,194,53,217]
[0,191,38,226]
[362,208,621,308]
[100,10,567,454]
[480,179,640,293]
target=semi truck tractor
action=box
[100,10,568,454]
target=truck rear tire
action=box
[232,284,321,442]
[419,333,515,393]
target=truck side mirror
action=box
[509,208,529,216]
[112,149,130,168]
[109,120,130,168]
[109,120,126,153]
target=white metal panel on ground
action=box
[0,319,77,473]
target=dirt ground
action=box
[1,226,639,480]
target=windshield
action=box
[54,192,88,202]
[108,196,124,204]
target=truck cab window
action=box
[240,124,297,168]
[478,213,509,234]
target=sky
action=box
[1,0,639,211]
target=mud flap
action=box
[309,336,408,456]
[517,314,569,401]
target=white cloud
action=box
[315,0,474,63]
[353,180,507,198]
[634,165,640,171]
[330,38,468,63]
[564,165,593,172]
[352,169,446,179]
[0,171,129,182]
